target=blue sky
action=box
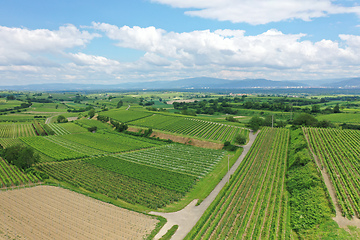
[1,0,360,85]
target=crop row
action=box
[59,132,160,153]
[47,123,71,135]
[38,161,183,209]
[0,158,39,187]
[0,138,24,149]
[100,109,153,123]
[20,136,86,161]
[85,156,198,193]
[113,144,225,177]
[186,127,290,240]
[129,114,248,143]
[45,135,105,157]
[0,124,36,138]
[304,127,360,218]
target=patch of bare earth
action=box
[303,129,360,230]
[0,185,158,240]
[127,127,222,149]
[166,100,196,105]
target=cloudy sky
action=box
[1,0,360,85]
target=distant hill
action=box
[0,77,307,91]
[2,77,360,91]
[322,78,360,88]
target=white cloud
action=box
[91,23,360,80]
[0,25,99,66]
[2,23,360,84]
[151,0,360,24]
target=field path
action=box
[303,129,360,228]
[150,130,259,240]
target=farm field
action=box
[0,185,158,239]
[38,160,183,209]
[129,114,249,143]
[100,109,153,123]
[0,158,39,188]
[113,144,225,177]
[186,127,290,239]
[0,123,36,138]
[38,143,225,209]
[317,113,360,123]
[20,136,87,161]
[59,132,162,153]
[304,127,360,219]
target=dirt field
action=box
[0,185,158,240]
[127,127,223,149]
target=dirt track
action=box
[150,131,259,240]
[303,130,360,229]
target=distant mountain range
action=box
[1,77,360,91]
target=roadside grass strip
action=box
[113,144,225,177]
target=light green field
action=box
[317,113,360,123]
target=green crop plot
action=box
[0,157,39,187]
[20,136,86,161]
[38,160,183,209]
[0,123,36,138]
[129,114,249,143]
[113,144,225,177]
[186,127,290,240]
[317,113,360,123]
[304,127,360,219]
[100,109,153,123]
[59,132,160,153]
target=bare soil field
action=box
[127,127,223,149]
[0,185,158,240]
[166,100,196,105]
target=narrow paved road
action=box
[150,131,259,240]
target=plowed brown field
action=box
[0,185,158,240]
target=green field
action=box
[317,113,360,123]
[0,157,40,187]
[186,127,290,239]
[0,123,36,138]
[129,114,249,143]
[113,144,225,177]
[100,109,153,123]
[38,160,182,209]
[59,132,162,153]
[304,127,360,218]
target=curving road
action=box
[150,131,259,240]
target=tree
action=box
[247,116,263,132]
[117,100,123,108]
[88,109,95,119]
[1,145,39,170]
[293,113,318,127]
[57,115,68,123]
[88,126,97,132]
[234,134,247,145]
[333,104,340,113]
